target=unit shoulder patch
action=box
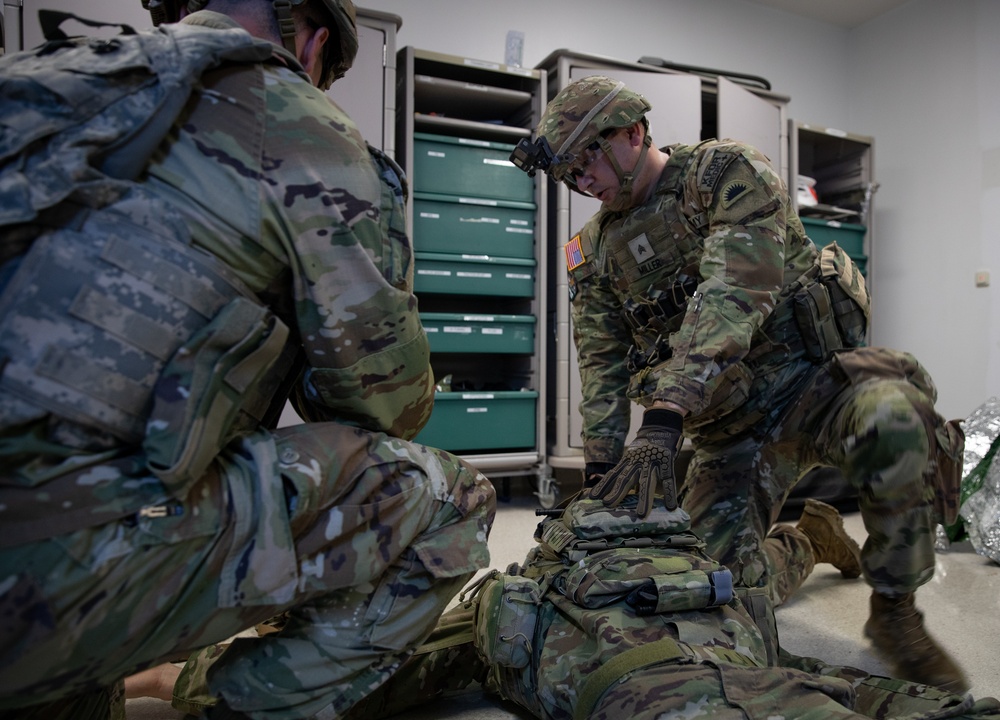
[721,180,753,208]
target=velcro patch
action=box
[628,233,654,264]
[721,180,752,208]
[565,235,586,271]
[699,151,737,193]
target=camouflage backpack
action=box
[0,13,294,536]
[464,497,770,720]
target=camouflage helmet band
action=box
[555,80,625,159]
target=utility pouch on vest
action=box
[471,570,541,669]
[143,297,290,498]
[627,566,734,614]
[793,242,870,362]
[562,548,731,614]
[793,281,844,361]
[819,241,869,348]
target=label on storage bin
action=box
[418,269,451,276]
[461,216,500,224]
[459,197,498,206]
[419,211,441,219]
[506,273,532,280]
[467,407,489,413]
[506,228,533,234]
[482,328,504,335]
[463,315,494,321]
[458,137,492,147]
[427,151,446,157]
[483,158,516,167]
[462,393,495,400]
[458,271,492,278]
[443,326,473,334]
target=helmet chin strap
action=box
[599,133,652,212]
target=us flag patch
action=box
[565,235,586,270]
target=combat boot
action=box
[864,591,969,693]
[796,498,862,578]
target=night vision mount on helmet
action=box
[510,75,653,211]
[141,0,358,89]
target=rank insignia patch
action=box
[565,235,586,271]
[628,233,653,263]
[722,180,752,208]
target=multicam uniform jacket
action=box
[0,11,494,718]
[568,139,817,464]
[0,9,434,537]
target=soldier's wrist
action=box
[642,408,683,432]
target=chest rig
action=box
[595,143,709,373]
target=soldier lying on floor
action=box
[148,494,1000,720]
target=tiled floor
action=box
[127,481,1000,719]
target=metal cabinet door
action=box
[717,76,786,178]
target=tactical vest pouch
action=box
[143,297,290,498]
[794,242,870,362]
[627,566,734,614]
[819,241,869,348]
[562,548,731,614]
[472,570,541,669]
[793,280,844,361]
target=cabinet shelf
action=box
[399,46,549,483]
[413,113,530,141]
[798,203,861,222]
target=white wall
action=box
[362,0,997,419]
[363,0,856,126]
[849,0,999,418]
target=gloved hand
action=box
[588,409,683,517]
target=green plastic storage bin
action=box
[414,390,538,452]
[413,133,534,203]
[421,313,535,353]
[413,192,536,259]
[802,217,866,257]
[414,252,535,297]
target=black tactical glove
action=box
[583,461,615,489]
[588,409,683,517]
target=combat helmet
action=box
[511,75,652,209]
[141,0,358,89]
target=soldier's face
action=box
[573,129,632,206]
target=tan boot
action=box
[797,498,862,578]
[864,591,969,693]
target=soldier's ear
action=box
[624,122,645,148]
[298,24,330,87]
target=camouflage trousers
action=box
[0,422,496,719]
[327,605,1000,720]
[682,346,964,604]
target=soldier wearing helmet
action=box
[143,0,358,89]
[0,2,495,719]
[513,75,968,693]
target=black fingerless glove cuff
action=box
[642,408,684,432]
[584,461,615,477]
